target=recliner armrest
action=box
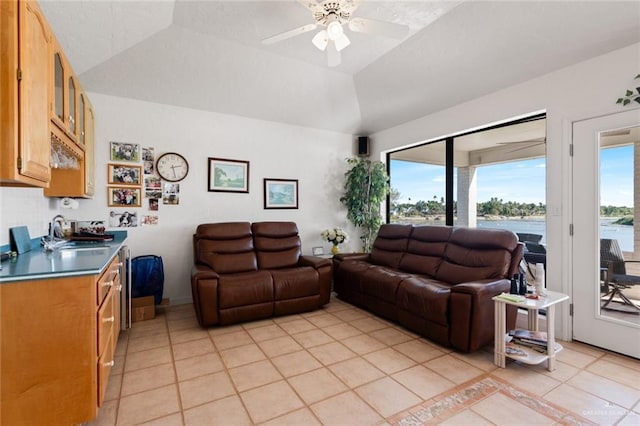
[450,279,511,296]
[191,264,219,280]
[333,253,370,262]
[299,255,332,269]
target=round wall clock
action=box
[156,152,189,182]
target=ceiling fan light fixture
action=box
[312,30,328,51]
[333,33,350,51]
[326,20,344,41]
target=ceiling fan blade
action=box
[262,23,318,45]
[327,42,341,67]
[341,0,363,15]
[505,142,546,154]
[497,138,546,145]
[297,0,322,14]
[348,17,409,39]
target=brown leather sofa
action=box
[333,224,524,352]
[191,221,332,327]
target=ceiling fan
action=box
[497,138,547,154]
[262,0,410,67]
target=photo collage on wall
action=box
[107,142,159,227]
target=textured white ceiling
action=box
[39,1,640,135]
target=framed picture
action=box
[208,157,249,193]
[312,246,324,256]
[264,178,298,209]
[110,141,140,162]
[108,186,142,207]
[108,163,142,185]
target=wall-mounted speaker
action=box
[357,136,369,156]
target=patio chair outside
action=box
[516,233,543,244]
[600,238,640,313]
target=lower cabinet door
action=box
[97,331,114,407]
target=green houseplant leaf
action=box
[617,75,640,106]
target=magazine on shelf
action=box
[510,340,547,353]
[508,329,548,344]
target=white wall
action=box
[0,187,60,244]
[370,42,640,339]
[1,96,355,304]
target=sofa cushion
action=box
[218,271,273,309]
[194,222,257,274]
[435,227,518,284]
[253,222,302,269]
[396,277,451,326]
[398,225,452,277]
[370,224,412,269]
[361,266,411,304]
[271,267,319,300]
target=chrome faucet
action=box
[42,214,67,251]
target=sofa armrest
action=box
[299,255,332,269]
[333,253,370,262]
[450,279,510,297]
[191,264,219,280]
[191,264,220,326]
[299,255,333,305]
[449,278,515,352]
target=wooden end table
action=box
[493,290,569,371]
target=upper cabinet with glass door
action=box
[50,37,83,155]
[45,31,96,198]
[45,87,95,198]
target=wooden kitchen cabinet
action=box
[50,36,83,152]
[84,98,96,196]
[45,90,95,197]
[0,0,52,187]
[0,253,123,424]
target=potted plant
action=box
[340,157,389,252]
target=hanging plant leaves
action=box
[617,75,640,106]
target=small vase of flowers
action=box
[321,228,348,255]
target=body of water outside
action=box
[477,218,633,252]
[395,218,634,252]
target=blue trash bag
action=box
[131,255,164,305]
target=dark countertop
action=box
[0,231,128,283]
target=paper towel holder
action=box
[59,197,79,209]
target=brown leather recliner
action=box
[333,224,523,352]
[191,221,332,327]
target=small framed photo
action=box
[264,178,298,209]
[163,183,180,205]
[108,186,142,207]
[208,157,250,193]
[108,210,138,228]
[108,163,142,185]
[312,247,324,256]
[110,141,140,162]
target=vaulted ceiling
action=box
[39,1,640,135]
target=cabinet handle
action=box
[102,360,115,368]
[117,285,123,291]
[103,316,115,323]
[102,280,113,288]
[116,262,123,267]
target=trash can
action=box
[131,255,164,305]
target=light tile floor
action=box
[90,296,640,425]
